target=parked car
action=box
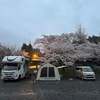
[76,66,95,80]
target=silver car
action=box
[76,66,95,80]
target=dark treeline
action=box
[88,35,100,44]
[21,43,42,58]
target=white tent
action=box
[36,63,61,81]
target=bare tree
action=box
[0,44,21,64]
[74,24,87,44]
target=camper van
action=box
[1,56,29,81]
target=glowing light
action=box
[31,54,41,61]
[32,54,38,59]
[29,65,40,69]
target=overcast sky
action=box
[0,0,100,47]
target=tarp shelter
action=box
[36,63,61,80]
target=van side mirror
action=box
[1,64,4,69]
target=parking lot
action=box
[0,76,100,100]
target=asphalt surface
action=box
[0,77,100,100]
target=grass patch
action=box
[92,67,100,75]
[59,67,100,79]
[59,67,76,78]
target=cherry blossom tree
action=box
[34,30,100,67]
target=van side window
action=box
[78,68,82,71]
[76,68,79,70]
[18,65,20,70]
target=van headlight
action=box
[2,72,5,76]
[13,74,18,77]
[83,73,87,75]
[93,74,95,76]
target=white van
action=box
[1,56,29,81]
[76,66,95,80]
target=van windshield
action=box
[82,68,93,72]
[2,63,18,70]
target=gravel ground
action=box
[0,76,100,100]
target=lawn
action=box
[58,67,76,79]
[92,67,100,75]
[58,67,100,79]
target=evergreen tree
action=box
[28,43,33,52]
[21,43,27,51]
[88,35,100,44]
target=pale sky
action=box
[0,0,100,47]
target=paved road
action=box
[0,77,100,100]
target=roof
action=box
[2,56,29,63]
[41,63,56,68]
[76,66,91,68]
[57,66,67,69]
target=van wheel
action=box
[3,80,7,82]
[92,79,95,81]
[76,75,78,78]
[81,76,84,80]
[18,75,21,81]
